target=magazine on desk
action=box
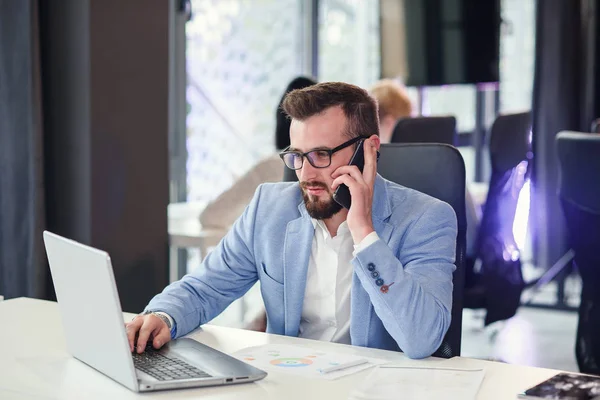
[519,372,600,399]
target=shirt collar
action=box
[311,218,349,239]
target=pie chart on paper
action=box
[269,358,314,367]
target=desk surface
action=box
[1,298,559,399]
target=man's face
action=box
[289,106,356,219]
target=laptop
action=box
[43,231,267,392]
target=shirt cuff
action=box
[153,311,177,338]
[352,231,380,257]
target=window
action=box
[186,0,308,203]
[318,0,380,88]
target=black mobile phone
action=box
[333,140,366,209]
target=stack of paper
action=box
[349,365,486,400]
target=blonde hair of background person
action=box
[369,79,413,143]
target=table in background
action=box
[168,201,226,281]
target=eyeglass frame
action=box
[279,135,371,170]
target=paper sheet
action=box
[231,344,387,380]
[348,365,486,400]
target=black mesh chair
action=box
[391,116,457,146]
[557,131,600,374]
[283,143,466,358]
[466,111,531,325]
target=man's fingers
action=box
[331,165,365,185]
[331,173,361,194]
[125,318,143,352]
[152,327,171,349]
[362,137,378,186]
[136,319,155,353]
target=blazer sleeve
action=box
[144,186,263,337]
[352,201,457,359]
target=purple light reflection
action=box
[513,179,531,252]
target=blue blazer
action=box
[146,175,457,359]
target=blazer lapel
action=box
[283,202,314,336]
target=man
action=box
[369,79,413,143]
[126,82,457,359]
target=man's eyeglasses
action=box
[279,136,368,170]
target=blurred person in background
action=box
[369,79,412,143]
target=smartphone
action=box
[333,140,366,209]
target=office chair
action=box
[524,121,600,306]
[378,143,466,358]
[466,111,531,325]
[391,116,457,146]
[556,131,600,374]
[284,143,467,358]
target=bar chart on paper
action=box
[232,344,386,380]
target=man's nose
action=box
[298,158,318,182]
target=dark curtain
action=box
[531,0,591,277]
[0,0,48,299]
[532,0,600,373]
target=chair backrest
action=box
[556,132,600,283]
[282,143,466,357]
[557,131,600,215]
[378,143,466,358]
[489,112,532,173]
[475,111,531,325]
[557,131,600,373]
[391,116,457,146]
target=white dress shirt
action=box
[298,219,379,344]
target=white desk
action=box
[1,298,560,400]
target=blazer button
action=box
[367,263,376,272]
[371,271,380,279]
[375,278,384,286]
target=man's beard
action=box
[300,181,343,220]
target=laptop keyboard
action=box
[132,348,212,381]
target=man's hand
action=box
[331,135,380,244]
[125,314,171,353]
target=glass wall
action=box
[186,0,308,203]
[318,0,380,87]
[499,0,536,113]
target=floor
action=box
[461,307,579,373]
[460,263,581,373]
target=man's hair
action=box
[275,76,317,150]
[281,82,380,139]
[369,79,413,121]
